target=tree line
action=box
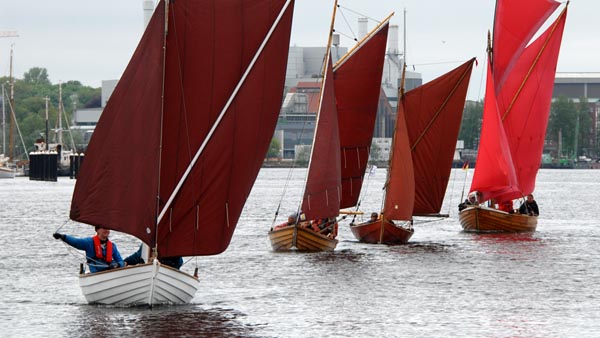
[0,67,101,160]
[458,97,597,160]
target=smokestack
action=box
[388,25,399,55]
[143,0,155,29]
[358,17,368,39]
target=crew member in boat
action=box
[311,217,338,239]
[370,212,379,222]
[273,213,298,231]
[519,194,539,216]
[53,225,125,273]
[124,244,183,270]
[458,192,479,211]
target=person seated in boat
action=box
[519,194,539,216]
[53,225,125,273]
[124,244,183,270]
[458,193,478,211]
[273,213,298,231]
[313,217,338,239]
[370,212,379,222]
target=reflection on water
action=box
[72,305,264,338]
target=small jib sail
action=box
[70,0,295,257]
[335,15,391,210]
[407,58,476,216]
[470,0,568,203]
[301,52,342,221]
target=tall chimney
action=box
[388,25,399,55]
[143,0,155,29]
[358,17,368,39]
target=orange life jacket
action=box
[93,235,113,263]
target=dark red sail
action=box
[71,0,295,256]
[406,58,475,215]
[335,20,390,209]
[301,53,342,221]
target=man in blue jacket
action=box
[53,226,125,273]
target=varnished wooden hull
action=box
[459,206,537,233]
[268,225,338,252]
[350,219,414,244]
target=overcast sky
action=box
[0,0,591,100]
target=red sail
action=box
[71,0,295,256]
[335,21,389,209]
[470,60,520,202]
[406,58,475,215]
[498,8,567,198]
[492,0,560,89]
[382,93,414,221]
[301,53,342,221]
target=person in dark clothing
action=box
[458,192,478,211]
[124,244,183,270]
[519,194,539,216]
[53,226,125,273]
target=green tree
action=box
[369,141,381,164]
[0,69,101,159]
[23,67,51,85]
[267,138,281,159]
[576,97,593,157]
[548,96,578,158]
[459,100,483,149]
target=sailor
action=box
[53,225,125,273]
[519,194,540,216]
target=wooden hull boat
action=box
[459,206,537,233]
[268,225,337,252]
[78,259,198,306]
[350,219,414,244]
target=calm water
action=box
[1,168,599,337]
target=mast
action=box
[58,82,63,147]
[403,7,407,68]
[298,0,338,217]
[154,0,170,258]
[1,84,5,155]
[45,97,49,151]
[8,46,15,160]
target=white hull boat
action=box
[0,166,15,179]
[79,260,198,306]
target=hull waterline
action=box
[459,206,537,233]
[78,260,198,306]
[268,225,337,252]
[350,219,414,244]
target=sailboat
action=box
[66,0,295,305]
[459,0,568,233]
[268,6,392,252]
[351,59,476,244]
